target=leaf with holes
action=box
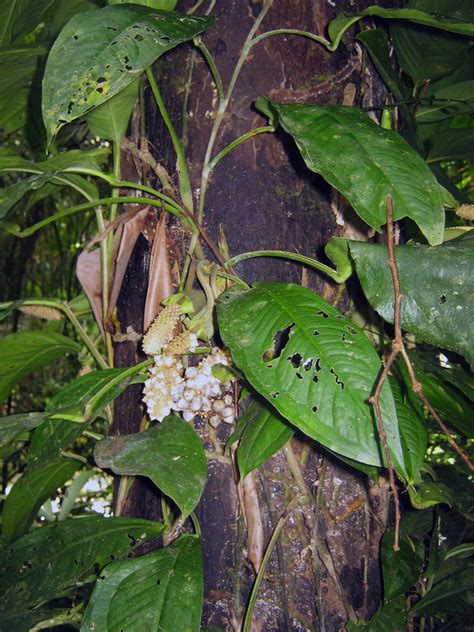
[95,415,207,519]
[81,535,202,632]
[217,283,406,473]
[42,5,215,141]
[86,77,139,143]
[0,516,164,614]
[348,232,474,367]
[0,332,80,406]
[2,458,81,541]
[257,99,445,245]
[234,397,294,479]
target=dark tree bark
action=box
[113,2,394,630]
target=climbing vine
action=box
[0,0,473,630]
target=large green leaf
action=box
[0,44,44,134]
[411,567,474,616]
[0,411,49,447]
[0,0,31,44]
[390,21,469,86]
[28,366,144,469]
[95,415,207,519]
[347,597,407,631]
[108,0,177,10]
[348,232,474,366]
[42,5,215,141]
[416,81,474,126]
[0,149,109,212]
[86,76,139,143]
[0,172,56,219]
[233,398,293,479]
[0,331,80,405]
[327,3,474,53]
[258,100,445,245]
[382,528,425,599]
[81,535,202,632]
[2,458,80,541]
[389,377,426,485]
[0,516,164,614]
[217,283,406,472]
[427,128,474,163]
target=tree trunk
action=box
[114,1,393,630]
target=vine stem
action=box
[146,67,194,213]
[370,198,474,551]
[368,197,403,551]
[196,0,274,229]
[242,495,301,632]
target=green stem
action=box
[224,249,343,282]
[7,196,183,238]
[63,303,109,370]
[190,512,202,537]
[1,297,109,369]
[146,67,194,212]
[196,0,274,230]
[243,495,300,632]
[194,37,224,103]
[250,28,332,51]
[207,126,274,172]
[104,142,122,367]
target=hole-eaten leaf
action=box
[440,294,447,304]
[330,368,344,390]
[303,358,313,371]
[288,352,302,368]
[271,391,280,399]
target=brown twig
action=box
[370,197,474,553]
[368,196,403,551]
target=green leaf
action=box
[95,415,207,519]
[0,411,49,448]
[409,481,454,509]
[258,100,445,245]
[0,44,44,134]
[0,0,31,44]
[28,367,143,469]
[427,128,474,162]
[235,398,293,479]
[0,331,80,405]
[410,567,474,615]
[403,362,474,437]
[42,5,215,141]
[417,81,474,126]
[0,516,164,613]
[81,535,202,632]
[2,458,81,541]
[389,377,426,485]
[217,283,406,473]
[108,0,177,10]
[382,528,425,599]
[348,232,474,367]
[346,596,407,631]
[390,20,468,85]
[0,172,56,219]
[327,4,474,51]
[86,77,139,143]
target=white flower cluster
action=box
[143,347,235,426]
[142,305,235,425]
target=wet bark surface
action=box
[113,1,396,629]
